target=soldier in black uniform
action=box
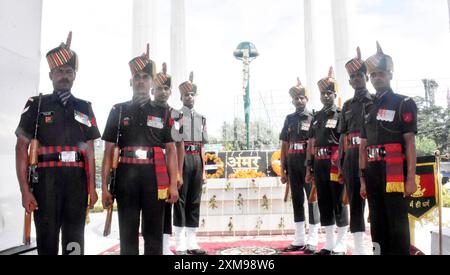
[306,67,349,255]
[173,72,208,255]
[280,78,320,253]
[15,32,100,255]
[151,63,185,255]
[338,48,373,255]
[101,44,179,255]
[359,42,417,255]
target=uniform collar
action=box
[322,104,337,114]
[182,105,195,116]
[295,108,309,117]
[351,89,372,103]
[131,97,151,109]
[52,90,75,106]
[375,88,394,104]
[151,100,168,108]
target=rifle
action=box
[103,106,122,237]
[308,180,317,204]
[342,183,349,206]
[23,93,42,245]
[283,177,290,202]
[86,195,91,225]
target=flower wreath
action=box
[271,151,282,177]
[205,153,225,179]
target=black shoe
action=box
[175,250,188,255]
[187,249,208,255]
[332,251,346,255]
[314,249,332,255]
[283,244,306,252]
[303,244,317,254]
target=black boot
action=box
[283,244,306,252]
[314,249,332,255]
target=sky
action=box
[38,0,450,140]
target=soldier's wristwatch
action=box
[359,168,367,178]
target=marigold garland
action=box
[205,153,225,179]
[271,151,282,176]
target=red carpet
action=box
[99,233,374,255]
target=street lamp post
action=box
[234,42,259,150]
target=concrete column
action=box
[171,0,187,107]
[304,0,320,107]
[448,0,450,31]
[331,0,353,102]
[0,0,43,250]
[132,0,159,57]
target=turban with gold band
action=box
[345,47,367,75]
[179,72,197,96]
[365,41,394,74]
[46,31,79,72]
[289,78,309,99]
[317,67,339,93]
[154,63,172,89]
[129,43,157,79]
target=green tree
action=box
[414,96,450,154]
[218,118,279,151]
[416,137,437,157]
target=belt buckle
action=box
[352,136,361,145]
[135,149,148,160]
[319,148,325,157]
[374,149,379,160]
[368,148,374,160]
[60,151,77,162]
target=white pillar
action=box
[331,0,353,102]
[171,0,187,108]
[132,0,159,57]
[0,0,43,250]
[448,0,450,31]
[304,0,320,108]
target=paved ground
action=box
[18,207,450,255]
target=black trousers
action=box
[343,148,366,233]
[173,154,203,228]
[163,203,172,234]
[314,159,349,227]
[116,164,165,255]
[33,167,88,255]
[366,161,410,255]
[287,154,320,224]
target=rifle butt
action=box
[29,139,39,165]
[308,183,317,204]
[342,184,349,206]
[283,180,290,202]
[103,206,113,237]
[23,211,32,245]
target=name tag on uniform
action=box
[61,151,77,162]
[301,122,310,131]
[41,111,54,124]
[147,116,164,129]
[326,119,338,129]
[74,110,92,127]
[123,117,130,127]
[376,109,395,122]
